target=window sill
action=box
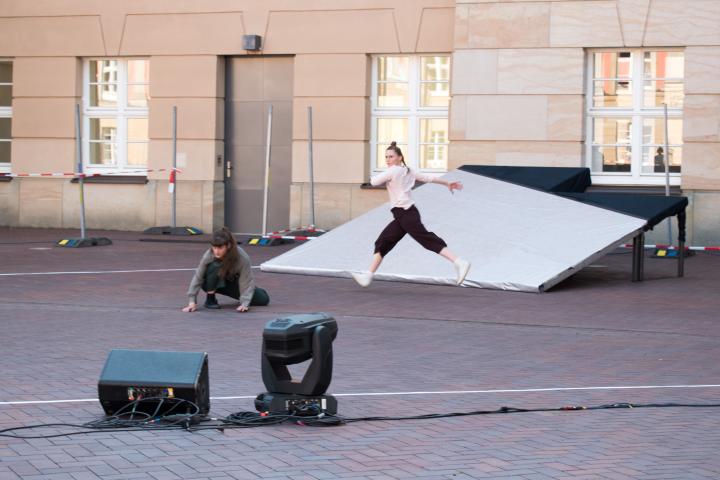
[71,175,148,184]
[590,174,682,188]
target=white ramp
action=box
[261,170,646,292]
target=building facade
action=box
[0,1,718,243]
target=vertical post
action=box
[307,106,316,228]
[663,103,672,246]
[171,106,178,229]
[75,104,87,239]
[262,104,273,235]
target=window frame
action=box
[371,54,450,177]
[82,58,149,174]
[0,59,12,173]
[585,48,684,186]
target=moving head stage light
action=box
[256,313,338,415]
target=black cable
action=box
[2,401,720,439]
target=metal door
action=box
[225,56,293,234]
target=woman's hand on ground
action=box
[182,303,197,313]
[237,305,249,313]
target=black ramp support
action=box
[677,211,687,278]
[638,232,645,281]
[632,233,646,283]
[632,234,640,282]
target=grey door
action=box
[225,56,293,234]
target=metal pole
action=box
[262,105,273,235]
[663,103,672,246]
[75,104,87,239]
[307,106,316,228]
[171,106,177,229]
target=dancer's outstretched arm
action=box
[434,178,463,193]
[415,172,463,194]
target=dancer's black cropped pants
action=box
[374,205,447,257]
[202,260,270,306]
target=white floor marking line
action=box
[2,384,719,406]
[0,398,98,405]
[0,267,261,276]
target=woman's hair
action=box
[210,226,240,280]
[386,141,409,170]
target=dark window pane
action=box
[0,118,11,138]
[0,61,11,83]
[0,141,10,163]
[0,85,11,107]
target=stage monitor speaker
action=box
[98,349,210,416]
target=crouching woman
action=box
[182,227,270,313]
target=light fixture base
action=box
[255,392,337,416]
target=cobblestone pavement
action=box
[1,227,719,479]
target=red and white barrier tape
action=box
[168,169,176,193]
[621,243,720,252]
[0,168,181,178]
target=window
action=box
[586,50,684,184]
[0,60,12,171]
[83,59,149,172]
[371,55,450,174]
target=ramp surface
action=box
[261,170,646,292]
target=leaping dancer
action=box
[351,141,471,287]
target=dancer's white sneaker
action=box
[351,272,374,287]
[454,258,471,285]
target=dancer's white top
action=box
[371,165,434,209]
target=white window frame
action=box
[82,58,149,174]
[371,55,450,177]
[0,59,12,174]
[585,48,683,186]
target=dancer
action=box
[182,227,270,312]
[352,141,470,287]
